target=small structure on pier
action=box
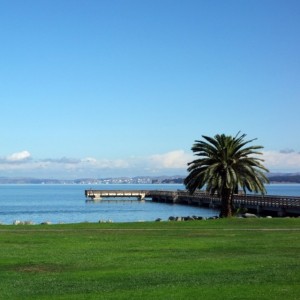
[85,190,147,201]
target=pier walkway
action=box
[85,189,300,217]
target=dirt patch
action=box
[17,264,62,273]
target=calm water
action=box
[0,184,299,224]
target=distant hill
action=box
[161,178,184,184]
[268,174,300,184]
[0,177,73,184]
[160,174,300,184]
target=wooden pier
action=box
[85,190,147,201]
[85,189,300,217]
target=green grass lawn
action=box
[0,218,299,299]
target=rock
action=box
[242,213,258,218]
[24,220,34,225]
[98,219,113,223]
[13,220,23,225]
[41,221,52,225]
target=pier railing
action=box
[85,189,300,216]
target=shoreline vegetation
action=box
[0,219,299,299]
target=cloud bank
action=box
[0,150,192,178]
[263,150,300,172]
[0,149,300,178]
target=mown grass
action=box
[0,218,299,299]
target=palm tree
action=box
[184,133,269,217]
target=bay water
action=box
[0,184,299,225]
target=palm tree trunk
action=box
[220,188,233,217]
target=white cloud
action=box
[42,157,81,164]
[81,157,129,169]
[263,151,300,171]
[149,150,192,169]
[6,150,31,162]
[279,148,295,154]
[81,157,97,164]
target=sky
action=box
[0,0,300,179]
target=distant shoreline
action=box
[0,174,300,185]
[0,182,300,185]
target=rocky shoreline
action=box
[4,213,298,226]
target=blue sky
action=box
[0,0,300,178]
